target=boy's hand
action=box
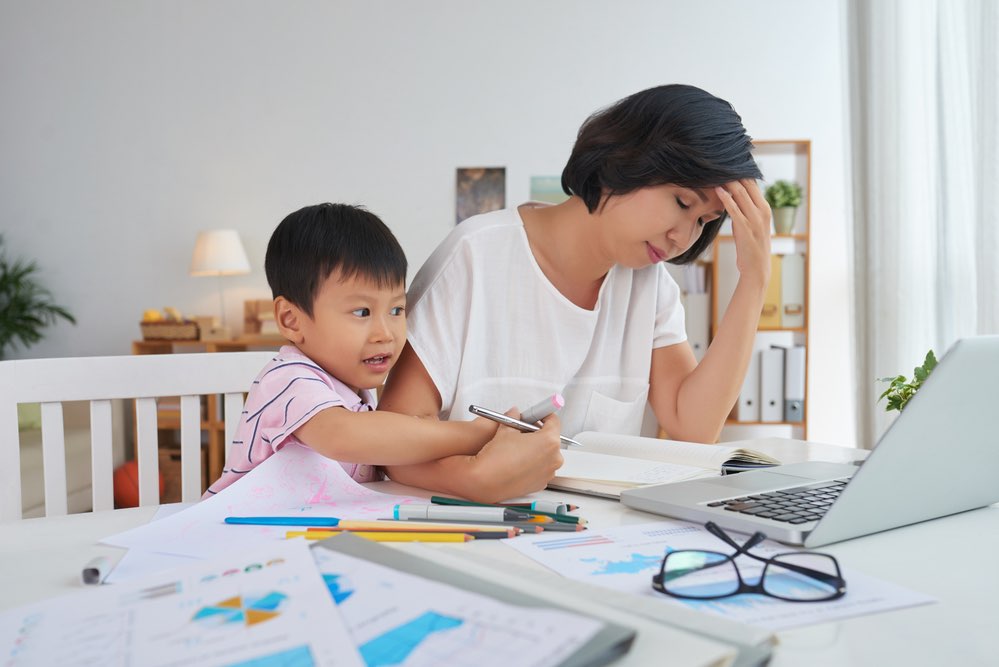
[467,412,564,502]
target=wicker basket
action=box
[140,321,200,341]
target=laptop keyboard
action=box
[705,479,850,525]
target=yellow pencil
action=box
[286,530,473,543]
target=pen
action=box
[393,504,531,523]
[287,531,474,543]
[520,392,565,424]
[225,516,341,527]
[81,556,111,585]
[464,499,580,514]
[468,404,583,448]
[430,496,586,524]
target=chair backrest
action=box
[0,351,274,522]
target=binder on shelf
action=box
[784,345,806,422]
[760,346,785,422]
[781,253,806,328]
[734,348,761,421]
[683,292,710,362]
[759,254,782,328]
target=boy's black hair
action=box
[265,203,407,317]
[561,84,763,264]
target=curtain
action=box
[849,0,999,447]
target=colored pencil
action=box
[304,523,519,538]
[226,516,341,527]
[286,531,474,543]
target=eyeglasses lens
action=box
[661,551,740,598]
[763,553,840,601]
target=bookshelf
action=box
[712,139,811,441]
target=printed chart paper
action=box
[312,547,603,667]
[503,520,936,631]
[0,540,362,666]
[103,443,425,559]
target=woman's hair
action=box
[561,84,762,264]
[265,203,407,316]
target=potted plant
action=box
[764,180,803,235]
[0,235,76,359]
[878,350,937,412]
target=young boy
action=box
[203,203,499,497]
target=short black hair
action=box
[561,84,762,264]
[265,203,407,317]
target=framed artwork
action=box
[529,176,569,204]
[455,167,505,224]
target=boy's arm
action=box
[383,419,564,503]
[294,408,495,465]
[379,343,564,503]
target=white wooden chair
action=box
[0,351,274,522]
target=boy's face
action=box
[288,271,406,394]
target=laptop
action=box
[620,335,999,547]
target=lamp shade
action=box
[189,229,251,276]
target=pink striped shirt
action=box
[203,345,380,497]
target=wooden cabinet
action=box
[131,336,285,488]
[712,139,811,441]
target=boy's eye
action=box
[675,196,690,211]
[390,306,405,316]
[351,308,371,317]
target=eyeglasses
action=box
[652,521,846,602]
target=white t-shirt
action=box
[406,205,687,437]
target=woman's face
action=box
[600,184,724,268]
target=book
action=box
[550,431,781,498]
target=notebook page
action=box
[573,431,778,469]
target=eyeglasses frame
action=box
[651,521,847,602]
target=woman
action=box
[380,84,771,502]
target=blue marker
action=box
[225,516,341,527]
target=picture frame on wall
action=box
[455,167,505,224]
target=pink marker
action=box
[520,393,565,424]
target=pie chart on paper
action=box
[192,591,288,627]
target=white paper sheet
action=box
[0,540,362,666]
[102,444,425,559]
[312,547,604,667]
[503,520,936,631]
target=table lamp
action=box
[189,229,250,338]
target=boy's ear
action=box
[274,296,306,344]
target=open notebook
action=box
[551,432,780,498]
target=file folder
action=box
[683,292,710,362]
[781,253,806,328]
[784,345,806,422]
[759,254,782,328]
[760,346,785,422]
[735,348,761,421]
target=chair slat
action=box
[223,392,245,461]
[40,402,68,517]
[0,403,23,522]
[179,395,202,502]
[135,397,160,506]
[90,400,115,512]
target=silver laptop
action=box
[621,335,999,547]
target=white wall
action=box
[0,0,856,446]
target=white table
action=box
[2,440,995,666]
